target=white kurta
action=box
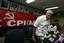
[34,15,50,36]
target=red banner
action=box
[0,9,37,27]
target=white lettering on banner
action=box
[27,20,34,25]
[7,20,16,27]
[0,20,2,27]
[7,20,35,27]
[4,12,15,20]
[17,20,23,26]
[24,20,26,25]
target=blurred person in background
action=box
[5,27,24,43]
[58,33,64,43]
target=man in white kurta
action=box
[34,15,49,37]
[32,10,54,43]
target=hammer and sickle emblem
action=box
[4,12,15,20]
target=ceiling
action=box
[9,0,64,12]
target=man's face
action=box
[46,13,53,19]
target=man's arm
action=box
[32,27,36,36]
[32,17,41,42]
[32,27,36,42]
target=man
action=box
[32,10,54,43]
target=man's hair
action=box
[46,10,53,14]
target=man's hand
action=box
[32,36,36,42]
